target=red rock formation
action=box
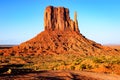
[0,6,119,56]
[44,6,79,32]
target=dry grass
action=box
[0,54,120,75]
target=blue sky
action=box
[0,0,120,45]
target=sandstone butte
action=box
[0,6,120,56]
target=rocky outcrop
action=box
[44,6,79,32]
[0,6,120,56]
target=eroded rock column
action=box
[44,6,80,33]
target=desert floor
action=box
[0,70,120,80]
[0,45,120,80]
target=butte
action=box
[0,6,119,56]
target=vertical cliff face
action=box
[44,6,79,32]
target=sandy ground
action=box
[0,70,120,80]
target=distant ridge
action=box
[0,45,16,49]
[0,45,16,47]
[104,45,120,50]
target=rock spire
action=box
[44,6,79,32]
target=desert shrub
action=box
[86,64,92,69]
[10,53,15,56]
[108,56,120,64]
[73,58,83,65]
[70,65,75,70]
[78,63,93,70]
[91,56,120,64]
[0,52,3,56]
[92,57,105,63]
[79,64,86,70]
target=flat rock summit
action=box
[0,6,120,56]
